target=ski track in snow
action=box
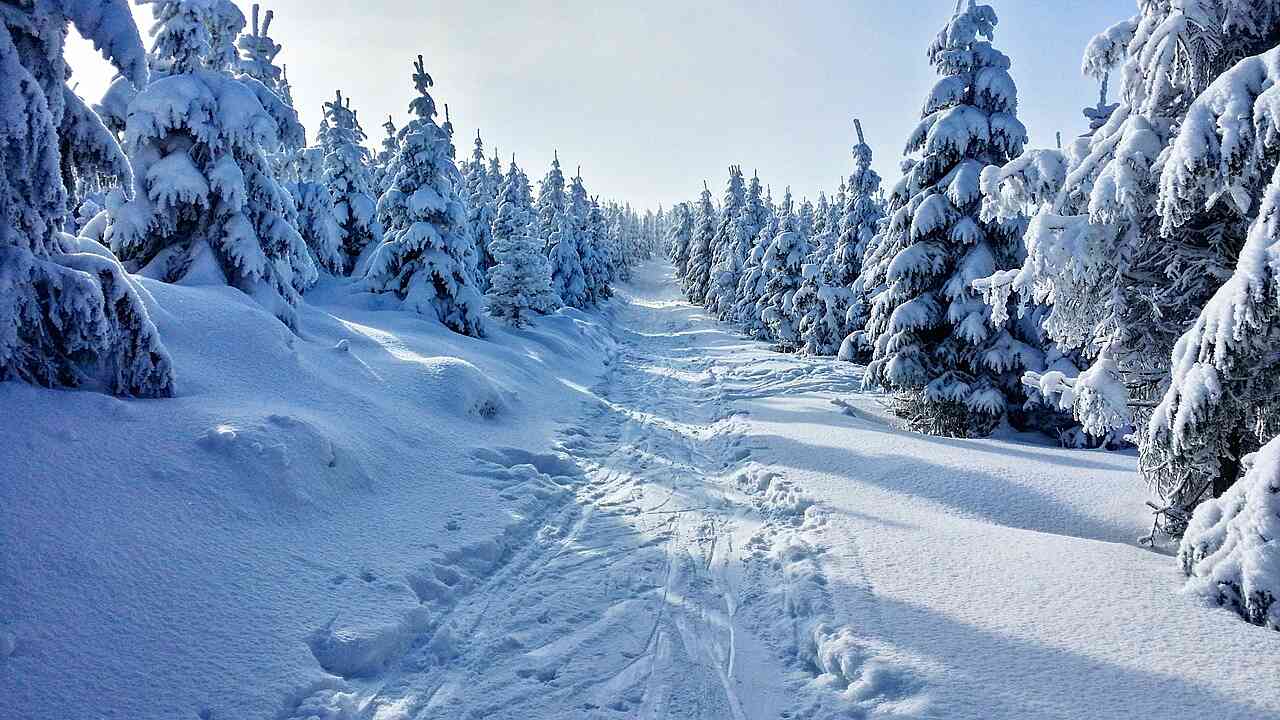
[283,267,928,719]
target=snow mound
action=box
[195,413,362,507]
[1179,438,1280,630]
[415,356,511,419]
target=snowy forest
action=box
[4,1,1280,719]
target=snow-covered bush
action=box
[1180,435,1280,630]
[1,0,174,397]
[323,90,382,273]
[864,2,1034,437]
[486,159,561,326]
[107,0,316,329]
[365,56,485,337]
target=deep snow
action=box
[3,261,1279,719]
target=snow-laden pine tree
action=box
[759,190,810,350]
[365,56,485,337]
[292,147,344,273]
[322,91,382,274]
[683,182,717,304]
[1,0,174,397]
[734,205,780,339]
[372,115,399,198]
[235,5,299,180]
[107,0,316,328]
[535,152,568,252]
[667,202,694,280]
[976,1,1280,527]
[486,159,561,326]
[582,197,614,304]
[548,169,590,308]
[834,120,886,362]
[705,166,747,319]
[607,204,630,283]
[865,1,1035,437]
[794,191,839,355]
[1142,44,1280,532]
[463,130,497,286]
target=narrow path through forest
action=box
[287,262,921,719]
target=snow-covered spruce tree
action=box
[1178,433,1280,630]
[834,120,886,362]
[322,90,382,274]
[372,115,399,198]
[683,182,717,304]
[365,56,485,337]
[865,1,1036,437]
[667,202,694,281]
[535,152,568,252]
[582,197,614,304]
[734,205,780,338]
[759,190,811,350]
[107,0,316,328]
[728,173,771,321]
[705,166,747,319]
[1,0,174,397]
[547,169,589,308]
[292,147,344,273]
[976,2,1280,527]
[463,130,497,286]
[486,158,561,326]
[794,210,838,355]
[1142,45,1280,532]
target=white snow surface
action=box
[3,260,1278,719]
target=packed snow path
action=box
[288,261,1280,720]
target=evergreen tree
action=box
[464,130,497,286]
[292,147,344,273]
[535,152,567,252]
[107,0,316,328]
[372,115,399,198]
[683,182,717,304]
[705,166,748,319]
[582,197,614,304]
[734,204,780,339]
[365,55,485,337]
[667,202,694,281]
[835,120,886,362]
[323,90,382,274]
[865,2,1034,437]
[608,205,631,283]
[977,1,1280,527]
[486,159,561,326]
[1,0,174,397]
[759,190,810,350]
[548,169,590,308]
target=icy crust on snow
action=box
[1180,438,1280,630]
[0,276,612,720]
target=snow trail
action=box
[284,260,911,719]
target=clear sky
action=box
[67,0,1134,211]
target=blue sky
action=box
[68,0,1134,211]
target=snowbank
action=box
[0,276,612,720]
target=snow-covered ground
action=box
[4,261,1279,719]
